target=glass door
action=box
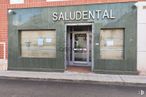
[72,32,89,64]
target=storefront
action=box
[8,2,138,74]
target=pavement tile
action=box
[120,75,146,84]
[0,71,146,87]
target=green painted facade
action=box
[8,2,138,74]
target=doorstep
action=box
[66,66,91,73]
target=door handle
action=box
[73,48,87,51]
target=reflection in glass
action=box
[100,29,124,60]
[74,34,87,61]
[21,30,56,58]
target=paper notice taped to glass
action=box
[38,37,44,46]
[46,38,52,43]
[106,39,114,46]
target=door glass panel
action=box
[74,34,87,61]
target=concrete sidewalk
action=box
[0,71,146,87]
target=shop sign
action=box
[52,9,116,21]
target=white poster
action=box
[46,38,52,43]
[106,39,114,46]
[38,37,44,46]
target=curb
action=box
[0,76,146,87]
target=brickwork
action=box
[0,3,8,59]
[0,0,144,59]
[0,45,4,59]
[8,0,144,9]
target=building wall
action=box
[0,0,145,72]
[8,2,138,74]
[135,2,146,75]
[0,0,143,59]
[0,0,143,58]
[0,0,8,70]
[0,0,8,59]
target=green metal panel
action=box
[8,2,137,74]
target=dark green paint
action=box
[8,2,137,74]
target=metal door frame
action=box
[65,23,94,71]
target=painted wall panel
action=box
[136,1,146,75]
[137,52,146,75]
[137,24,146,51]
[8,2,137,74]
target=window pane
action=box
[20,30,56,58]
[100,29,124,60]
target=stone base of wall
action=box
[137,52,146,75]
[0,59,7,70]
[136,1,146,75]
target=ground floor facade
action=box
[0,0,145,74]
[8,1,140,74]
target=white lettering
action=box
[109,10,116,19]
[52,12,58,21]
[52,9,116,21]
[76,11,82,20]
[102,10,110,19]
[58,12,64,20]
[64,12,69,20]
[89,11,95,19]
[69,11,76,20]
[96,10,102,19]
[82,10,88,20]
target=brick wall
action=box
[0,0,144,59]
[0,2,8,59]
[8,0,144,8]
[0,45,4,59]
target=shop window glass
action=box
[20,30,56,58]
[100,29,124,60]
[10,0,24,4]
